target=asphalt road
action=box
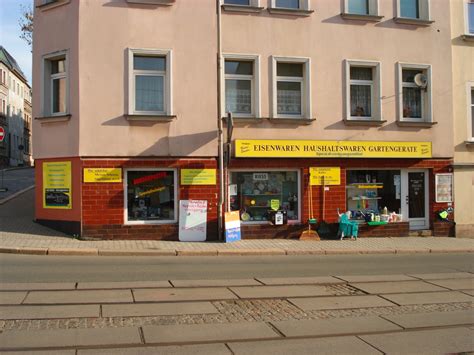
[1,253,472,282]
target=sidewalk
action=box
[1,234,473,256]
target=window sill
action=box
[126,0,175,5]
[340,13,384,22]
[269,117,316,125]
[36,0,70,11]
[464,140,474,146]
[393,17,434,26]
[396,121,437,128]
[125,114,176,122]
[223,116,264,124]
[462,34,474,42]
[343,119,386,126]
[35,114,71,123]
[267,7,314,16]
[222,4,264,13]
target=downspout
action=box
[216,0,224,241]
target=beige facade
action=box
[451,0,474,238]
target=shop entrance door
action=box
[401,170,429,230]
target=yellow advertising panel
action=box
[181,169,217,185]
[84,168,122,183]
[310,167,341,185]
[43,161,72,209]
[235,140,432,159]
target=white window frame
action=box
[123,168,178,225]
[227,168,302,225]
[223,0,260,6]
[127,48,172,116]
[468,82,474,142]
[396,0,431,20]
[397,62,432,123]
[222,54,260,118]
[270,0,310,10]
[41,50,69,117]
[272,56,311,119]
[344,60,382,121]
[343,0,379,16]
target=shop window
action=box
[229,171,300,223]
[223,55,260,118]
[345,60,381,121]
[272,56,311,119]
[398,63,432,123]
[125,169,177,224]
[346,170,401,220]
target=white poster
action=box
[179,200,207,242]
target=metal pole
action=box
[216,0,224,241]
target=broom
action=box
[300,176,320,240]
[317,176,331,238]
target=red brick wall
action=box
[81,158,219,240]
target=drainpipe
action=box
[216,0,224,241]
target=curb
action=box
[0,185,35,205]
[0,246,471,257]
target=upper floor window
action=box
[0,69,4,85]
[397,0,431,22]
[224,0,250,5]
[467,1,474,34]
[346,0,373,15]
[128,49,172,116]
[345,60,381,121]
[272,56,311,119]
[269,0,311,13]
[398,63,432,123]
[275,0,299,9]
[223,55,260,118]
[469,85,474,141]
[42,51,68,117]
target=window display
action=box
[126,170,176,222]
[229,171,299,222]
[346,170,401,222]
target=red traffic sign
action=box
[0,127,4,142]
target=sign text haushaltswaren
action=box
[235,140,432,159]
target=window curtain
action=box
[403,87,422,118]
[225,79,251,114]
[350,85,371,117]
[277,81,301,115]
[135,75,164,112]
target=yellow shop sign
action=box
[235,140,432,159]
[310,167,341,185]
[84,168,122,183]
[181,169,217,185]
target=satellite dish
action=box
[414,73,428,89]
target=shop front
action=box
[229,139,453,239]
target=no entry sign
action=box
[0,127,4,142]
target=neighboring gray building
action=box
[0,46,32,167]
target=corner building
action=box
[33,0,454,239]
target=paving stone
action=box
[98,249,176,256]
[336,274,417,283]
[230,285,333,299]
[0,327,142,350]
[256,276,343,285]
[102,302,218,317]
[23,290,133,304]
[17,247,48,255]
[217,249,286,256]
[78,344,231,354]
[0,283,76,291]
[176,250,218,256]
[48,248,98,256]
[382,291,473,305]
[143,322,279,343]
[170,279,261,287]
[133,287,238,302]
[424,278,474,290]
[382,309,474,329]
[408,272,474,280]
[289,295,396,311]
[2,351,75,355]
[359,327,474,354]
[351,281,446,294]
[271,316,400,337]
[0,305,100,320]
[77,281,171,289]
[0,292,26,305]
[228,336,382,355]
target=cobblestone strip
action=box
[1,302,471,333]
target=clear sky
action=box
[0,0,33,84]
